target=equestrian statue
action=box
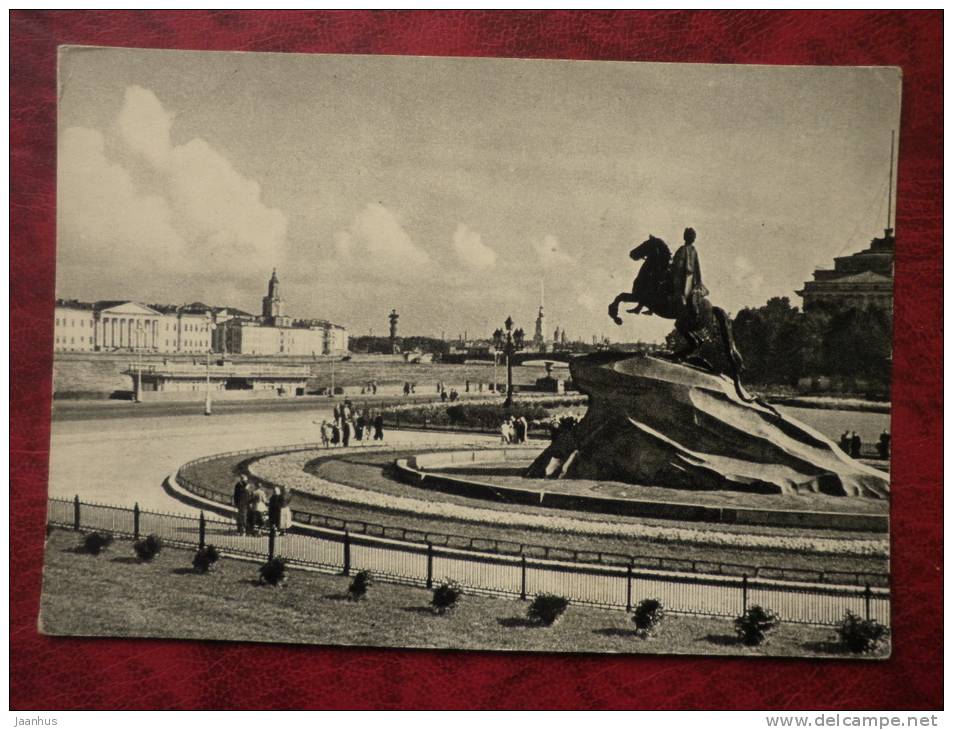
[608,227,755,403]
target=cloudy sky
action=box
[57,48,900,342]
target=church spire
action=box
[263,268,284,320]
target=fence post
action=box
[426,542,434,589]
[343,531,351,576]
[742,574,749,614]
[73,495,80,531]
[626,562,634,612]
[520,554,527,600]
[268,523,276,560]
[864,584,872,621]
[198,511,206,550]
[133,502,140,541]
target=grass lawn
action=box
[40,529,887,658]
[179,449,888,579]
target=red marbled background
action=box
[10,10,942,709]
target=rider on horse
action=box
[670,227,709,329]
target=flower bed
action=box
[249,450,888,559]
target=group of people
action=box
[402,382,417,395]
[232,474,292,536]
[359,381,380,395]
[317,399,385,448]
[548,415,579,442]
[500,415,530,444]
[439,386,460,402]
[838,429,891,460]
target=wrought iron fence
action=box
[48,496,889,628]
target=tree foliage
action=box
[669,297,891,392]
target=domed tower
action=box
[262,268,284,321]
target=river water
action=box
[777,406,891,444]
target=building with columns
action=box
[796,228,895,315]
[54,271,348,356]
[54,300,215,354]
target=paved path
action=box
[48,407,479,513]
[48,402,888,515]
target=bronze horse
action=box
[608,235,753,402]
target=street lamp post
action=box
[134,321,144,404]
[492,316,525,409]
[204,350,212,416]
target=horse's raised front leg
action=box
[608,293,637,325]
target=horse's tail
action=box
[713,306,780,415]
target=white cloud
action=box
[57,126,186,270]
[533,234,576,269]
[57,85,287,281]
[452,223,496,270]
[334,203,430,279]
[118,85,173,168]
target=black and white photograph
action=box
[42,47,899,658]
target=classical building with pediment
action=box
[796,228,895,315]
[54,300,216,354]
[54,270,348,356]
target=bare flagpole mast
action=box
[888,130,895,231]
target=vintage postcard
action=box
[43,47,899,658]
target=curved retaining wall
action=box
[172,444,889,585]
[395,450,888,533]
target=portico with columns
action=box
[95,302,165,351]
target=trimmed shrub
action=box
[837,611,888,654]
[82,532,113,556]
[431,579,463,615]
[192,545,221,573]
[632,598,665,638]
[383,402,553,431]
[347,570,372,601]
[527,593,570,626]
[133,534,162,562]
[734,605,780,646]
[259,556,288,586]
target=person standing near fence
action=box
[374,412,385,441]
[280,486,293,533]
[233,474,249,535]
[252,482,268,534]
[268,486,283,534]
[245,482,259,535]
[878,429,891,460]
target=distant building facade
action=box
[54,300,215,354]
[54,270,348,356]
[215,270,348,356]
[797,229,895,314]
